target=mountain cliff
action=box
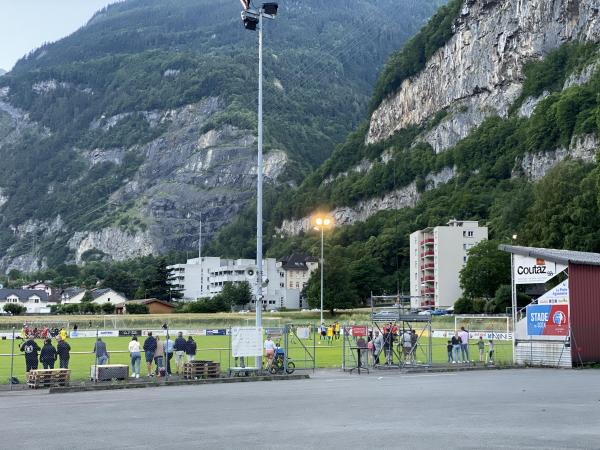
[0,0,444,272]
[210,0,600,295]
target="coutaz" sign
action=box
[514,255,566,285]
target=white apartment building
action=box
[410,220,488,310]
[276,254,319,308]
[168,257,301,310]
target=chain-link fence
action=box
[0,320,521,390]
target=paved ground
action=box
[1,369,598,449]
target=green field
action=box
[0,334,513,383]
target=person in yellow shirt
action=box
[326,325,333,343]
[334,322,340,340]
[59,327,68,341]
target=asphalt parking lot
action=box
[1,369,598,449]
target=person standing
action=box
[143,332,157,377]
[410,330,418,365]
[373,330,383,366]
[447,340,453,364]
[326,324,333,343]
[264,335,275,368]
[56,336,71,369]
[401,329,412,364]
[59,327,68,341]
[320,323,327,341]
[185,336,197,363]
[154,336,165,376]
[164,334,175,375]
[477,337,485,362]
[451,333,461,364]
[93,338,109,365]
[488,340,495,364]
[459,327,470,364]
[383,326,394,365]
[20,337,40,373]
[72,323,78,337]
[334,322,340,340]
[40,339,57,370]
[128,336,141,378]
[174,332,187,374]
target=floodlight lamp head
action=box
[262,2,278,15]
[315,218,323,226]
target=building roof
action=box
[499,245,600,267]
[279,253,318,271]
[62,287,85,298]
[90,288,127,300]
[0,288,49,302]
[116,298,175,308]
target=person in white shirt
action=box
[128,336,141,378]
[458,327,470,364]
[264,336,275,368]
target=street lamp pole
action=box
[240,2,278,371]
[320,226,324,325]
[256,9,264,335]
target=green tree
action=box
[459,240,511,300]
[221,281,253,308]
[101,303,115,314]
[3,303,27,315]
[306,252,359,316]
[81,291,94,303]
[142,257,181,301]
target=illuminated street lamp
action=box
[239,1,279,370]
[313,214,334,325]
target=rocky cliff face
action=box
[367,0,600,149]
[0,95,289,272]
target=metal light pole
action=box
[313,215,333,325]
[320,226,324,325]
[240,1,278,370]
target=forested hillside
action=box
[208,0,600,310]
[0,0,445,272]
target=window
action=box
[280,282,284,287]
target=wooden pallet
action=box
[27,369,71,389]
[182,361,220,379]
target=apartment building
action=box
[276,254,319,309]
[168,257,300,309]
[409,220,488,310]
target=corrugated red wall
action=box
[569,263,600,364]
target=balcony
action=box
[419,238,434,246]
[422,287,435,295]
[422,250,434,258]
[422,276,435,282]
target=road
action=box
[0,369,598,449]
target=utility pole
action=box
[240,1,279,371]
[198,217,203,297]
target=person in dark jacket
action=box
[20,338,41,372]
[185,336,197,363]
[56,336,71,369]
[143,332,157,377]
[40,339,57,369]
[174,332,187,374]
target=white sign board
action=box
[295,327,310,339]
[537,279,569,305]
[514,255,567,285]
[231,327,263,358]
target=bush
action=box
[453,297,474,314]
[101,303,115,314]
[126,303,149,314]
[3,303,27,315]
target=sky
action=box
[0,0,123,71]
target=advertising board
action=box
[514,255,567,285]
[537,280,569,305]
[526,304,569,336]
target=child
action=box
[478,337,485,362]
[446,340,453,364]
[488,340,495,364]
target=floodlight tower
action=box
[240,1,278,367]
